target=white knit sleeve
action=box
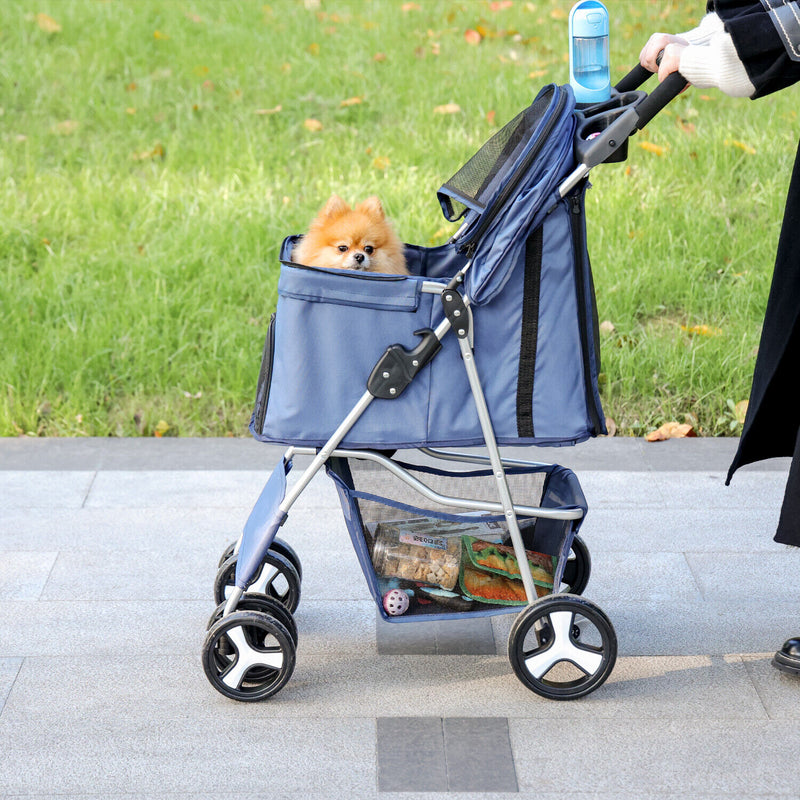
[678,31,756,97]
[678,12,726,46]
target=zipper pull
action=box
[570,194,582,215]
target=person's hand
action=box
[639,33,688,81]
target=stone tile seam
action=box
[80,470,98,509]
[740,656,778,720]
[0,657,24,719]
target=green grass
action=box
[1,0,799,438]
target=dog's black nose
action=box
[354,252,365,264]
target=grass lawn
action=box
[2,0,799,438]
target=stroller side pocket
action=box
[252,313,277,436]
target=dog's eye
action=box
[364,245,374,255]
[337,245,348,253]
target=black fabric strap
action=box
[516,227,543,438]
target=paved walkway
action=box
[1,436,799,798]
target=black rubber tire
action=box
[560,535,591,595]
[213,551,301,613]
[207,593,298,646]
[203,610,295,702]
[217,537,302,581]
[508,593,616,700]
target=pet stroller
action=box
[203,65,685,702]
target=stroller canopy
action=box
[438,84,577,306]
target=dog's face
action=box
[293,195,408,274]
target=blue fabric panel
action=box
[236,459,290,590]
[465,89,577,306]
[530,203,589,440]
[262,265,447,447]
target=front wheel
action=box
[202,610,296,701]
[508,593,616,700]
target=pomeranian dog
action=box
[292,194,408,275]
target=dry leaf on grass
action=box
[645,422,697,442]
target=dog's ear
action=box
[357,196,385,219]
[321,194,350,219]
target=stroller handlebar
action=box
[573,62,689,170]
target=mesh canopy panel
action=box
[438,87,555,222]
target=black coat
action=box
[713,1,800,546]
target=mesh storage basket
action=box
[325,456,587,622]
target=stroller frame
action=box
[203,68,688,703]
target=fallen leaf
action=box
[681,324,722,337]
[638,141,666,156]
[340,96,363,107]
[490,0,513,9]
[126,82,138,92]
[528,69,548,79]
[676,117,696,135]
[303,118,323,131]
[599,320,616,335]
[486,109,496,126]
[733,399,748,424]
[464,29,482,45]
[255,105,282,115]
[132,143,165,160]
[126,107,137,115]
[724,138,756,155]
[372,155,391,170]
[153,419,170,438]
[401,2,420,10]
[308,42,320,56]
[434,102,461,114]
[604,417,617,437]
[153,29,169,40]
[550,7,567,19]
[373,52,387,62]
[645,422,697,442]
[52,120,79,136]
[36,13,61,33]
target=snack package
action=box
[459,536,555,605]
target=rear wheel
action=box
[560,535,591,595]
[508,593,616,700]
[213,551,301,613]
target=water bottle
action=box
[569,0,610,106]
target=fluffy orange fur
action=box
[292,195,408,275]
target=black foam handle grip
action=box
[632,70,688,129]
[614,63,653,93]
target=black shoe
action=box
[772,637,800,676]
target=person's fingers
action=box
[639,33,672,71]
[657,42,686,82]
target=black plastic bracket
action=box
[441,289,470,339]
[367,328,442,400]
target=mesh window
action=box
[438,87,555,221]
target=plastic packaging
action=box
[371,520,462,590]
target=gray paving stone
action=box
[0,657,22,712]
[377,717,448,792]
[443,717,518,792]
[509,717,800,797]
[0,551,58,600]
[579,505,785,553]
[0,715,375,795]
[377,614,496,655]
[0,471,96,509]
[742,653,800,720]
[684,550,800,602]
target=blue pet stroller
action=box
[203,66,685,702]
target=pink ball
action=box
[383,588,410,616]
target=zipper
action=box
[568,191,604,435]
[457,86,568,255]
[253,313,277,434]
